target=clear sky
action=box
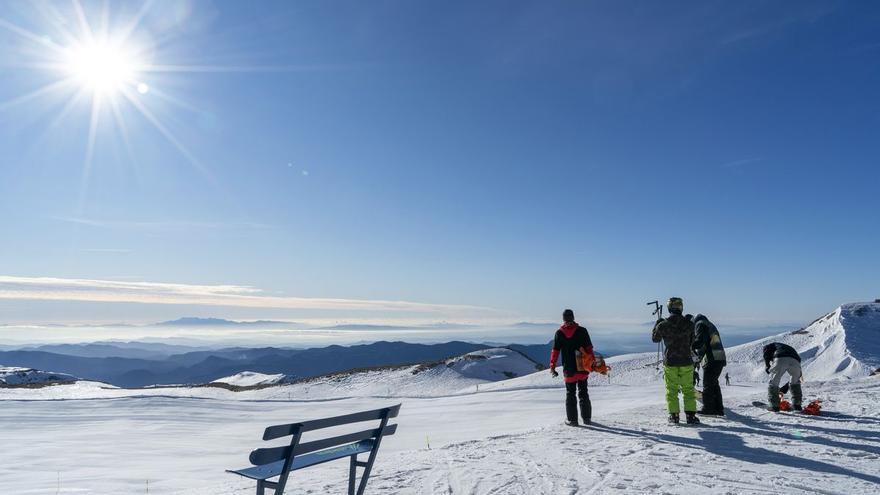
[0,1,878,327]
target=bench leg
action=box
[356,452,379,495]
[348,455,358,495]
[256,480,266,495]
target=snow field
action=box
[1,303,878,493]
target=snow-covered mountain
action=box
[210,371,293,388]
[439,347,541,379]
[220,347,541,398]
[725,301,880,381]
[0,366,77,386]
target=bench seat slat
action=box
[263,404,401,440]
[250,424,397,465]
[228,440,375,480]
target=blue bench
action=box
[228,404,401,495]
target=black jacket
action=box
[652,313,695,367]
[763,342,801,369]
[691,314,726,368]
[553,325,593,378]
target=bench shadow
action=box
[590,422,880,486]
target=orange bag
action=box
[577,351,594,372]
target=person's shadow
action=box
[725,409,880,443]
[590,422,880,486]
[698,430,880,486]
[723,410,880,458]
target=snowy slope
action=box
[263,347,540,399]
[212,371,291,388]
[442,347,541,380]
[479,303,880,392]
[604,303,880,384]
[0,307,878,494]
[0,347,540,401]
[1,377,877,494]
[0,366,77,386]
[725,302,880,382]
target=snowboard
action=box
[753,400,821,415]
[752,400,798,413]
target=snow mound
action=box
[725,302,880,381]
[211,371,290,388]
[441,348,541,380]
[237,347,540,399]
[0,366,77,386]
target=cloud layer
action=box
[0,276,493,315]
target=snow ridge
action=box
[0,366,77,386]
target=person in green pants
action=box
[652,297,699,424]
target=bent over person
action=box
[763,342,803,412]
[550,309,594,426]
[652,297,699,424]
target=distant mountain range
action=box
[0,340,555,387]
[156,317,296,327]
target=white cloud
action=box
[52,216,274,231]
[0,275,494,315]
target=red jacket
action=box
[550,322,594,383]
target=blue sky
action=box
[0,1,878,327]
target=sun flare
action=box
[64,40,140,95]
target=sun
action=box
[0,0,258,208]
[64,40,140,95]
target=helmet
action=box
[667,297,684,312]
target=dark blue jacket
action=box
[763,342,801,369]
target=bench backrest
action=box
[249,403,401,466]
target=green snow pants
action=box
[664,364,697,414]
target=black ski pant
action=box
[701,361,725,414]
[565,379,591,423]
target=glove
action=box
[765,367,770,374]
[550,368,558,378]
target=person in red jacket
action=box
[550,309,595,426]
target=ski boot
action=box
[582,417,591,426]
[685,412,701,425]
[668,413,680,425]
[790,383,803,412]
[767,385,781,412]
[565,419,579,427]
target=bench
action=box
[228,403,401,495]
